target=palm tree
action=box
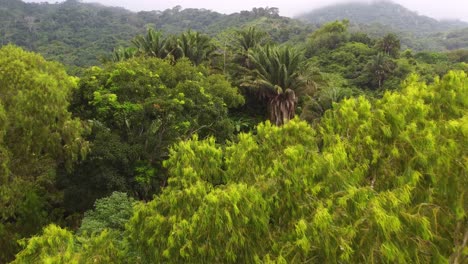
[116,29,218,66]
[110,47,137,62]
[232,27,269,70]
[167,30,218,66]
[237,27,268,56]
[366,52,396,89]
[229,27,269,87]
[132,28,168,59]
[376,33,400,58]
[242,45,313,126]
[300,73,354,123]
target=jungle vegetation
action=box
[0,0,467,263]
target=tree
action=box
[318,41,375,80]
[230,27,269,80]
[132,28,168,59]
[78,192,135,235]
[170,30,219,66]
[129,28,218,67]
[109,46,137,62]
[0,45,88,262]
[305,20,350,57]
[242,45,312,125]
[236,27,269,61]
[14,71,468,263]
[13,225,124,264]
[376,33,401,58]
[365,52,397,89]
[65,56,243,207]
[300,73,358,123]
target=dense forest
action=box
[297,1,468,52]
[297,1,468,34]
[0,0,313,72]
[2,0,468,72]
[0,0,467,263]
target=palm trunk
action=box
[268,89,296,126]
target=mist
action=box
[21,0,468,22]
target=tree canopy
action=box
[13,70,467,263]
[0,45,88,261]
[63,56,244,210]
[1,2,467,262]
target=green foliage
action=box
[132,28,168,59]
[246,45,305,92]
[236,27,269,54]
[127,181,269,263]
[241,44,314,125]
[364,52,397,89]
[0,0,147,72]
[109,46,137,62]
[228,27,270,82]
[170,30,219,66]
[14,71,468,263]
[0,45,88,262]
[300,73,359,122]
[306,22,462,92]
[13,224,77,264]
[0,45,87,173]
[0,179,47,262]
[130,28,218,66]
[298,1,468,51]
[13,224,124,264]
[316,71,467,262]
[376,33,401,58]
[64,56,243,206]
[0,2,313,71]
[0,103,9,182]
[314,40,375,81]
[443,28,468,50]
[3,1,468,263]
[79,192,135,235]
[77,230,124,264]
[305,20,350,57]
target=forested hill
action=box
[1,0,467,70]
[0,0,312,70]
[297,1,468,51]
[0,0,145,68]
[297,1,468,34]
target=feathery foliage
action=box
[14,71,467,263]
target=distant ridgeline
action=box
[0,0,466,70]
[296,1,468,51]
[0,0,312,70]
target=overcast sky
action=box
[22,0,468,22]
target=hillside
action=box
[0,1,313,71]
[297,1,468,51]
[1,0,466,71]
[0,0,146,69]
[297,1,468,35]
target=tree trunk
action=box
[268,89,296,126]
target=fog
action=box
[22,0,468,22]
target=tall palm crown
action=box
[230,27,269,83]
[243,45,310,125]
[172,30,218,66]
[130,28,217,66]
[367,52,396,89]
[132,28,168,59]
[376,33,400,58]
[247,45,304,92]
[238,27,268,54]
